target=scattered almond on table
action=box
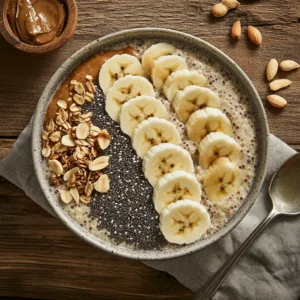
[267,95,287,108]
[279,60,300,72]
[269,79,292,91]
[231,20,241,40]
[247,26,262,45]
[211,0,240,17]
[266,59,278,81]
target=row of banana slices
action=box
[97,43,242,245]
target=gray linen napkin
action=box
[0,120,299,300]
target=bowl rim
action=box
[32,27,269,260]
[0,0,78,53]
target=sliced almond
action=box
[61,134,75,147]
[89,156,109,171]
[79,112,92,122]
[266,59,278,81]
[52,142,68,153]
[73,94,85,105]
[70,188,80,203]
[85,181,93,197]
[76,122,90,139]
[57,100,67,109]
[74,82,85,95]
[48,159,64,174]
[269,79,292,91]
[90,125,101,137]
[98,129,112,150]
[42,146,51,158]
[267,95,287,108]
[42,131,49,140]
[64,167,79,181]
[85,74,93,81]
[69,103,81,112]
[60,189,73,204]
[231,20,241,40]
[49,131,62,143]
[46,119,55,132]
[94,174,110,193]
[279,60,300,72]
[80,195,91,204]
[247,26,262,45]
[86,81,96,93]
[84,94,93,103]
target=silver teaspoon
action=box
[193,153,300,300]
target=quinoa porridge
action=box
[43,39,257,250]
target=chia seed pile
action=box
[63,40,258,250]
[67,86,167,249]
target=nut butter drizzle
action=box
[45,47,136,123]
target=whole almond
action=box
[267,95,287,108]
[222,0,240,9]
[60,189,73,204]
[94,174,110,193]
[48,159,63,175]
[231,20,241,39]
[269,79,292,91]
[279,60,300,72]
[89,156,109,171]
[266,59,278,81]
[212,3,228,17]
[76,122,90,139]
[247,26,262,45]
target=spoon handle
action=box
[193,210,279,300]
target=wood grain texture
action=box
[0,0,300,299]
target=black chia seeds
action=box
[82,84,167,250]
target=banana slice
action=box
[106,75,155,122]
[163,69,208,102]
[132,117,181,158]
[142,43,176,76]
[159,199,211,244]
[153,170,202,213]
[143,143,194,186]
[186,107,233,143]
[173,85,221,123]
[198,132,241,169]
[201,157,242,202]
[99,54,144,95]
[151,55,187,90]
[119,96,168,136]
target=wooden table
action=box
[0,1,299,299]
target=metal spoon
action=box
[193,153,300,300]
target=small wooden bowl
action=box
[0,0,78,54]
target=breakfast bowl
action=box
[32,28,269,260]
[0,0,77,53]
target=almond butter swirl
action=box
[7,0,66,45]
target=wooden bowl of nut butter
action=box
[0,0,77,53]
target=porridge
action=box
[42,40,257,249]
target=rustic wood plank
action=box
[0,176,192,300]
[0,0,300,299]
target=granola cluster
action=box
[42,75,111,205]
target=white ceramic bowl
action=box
[32,28,269,260]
